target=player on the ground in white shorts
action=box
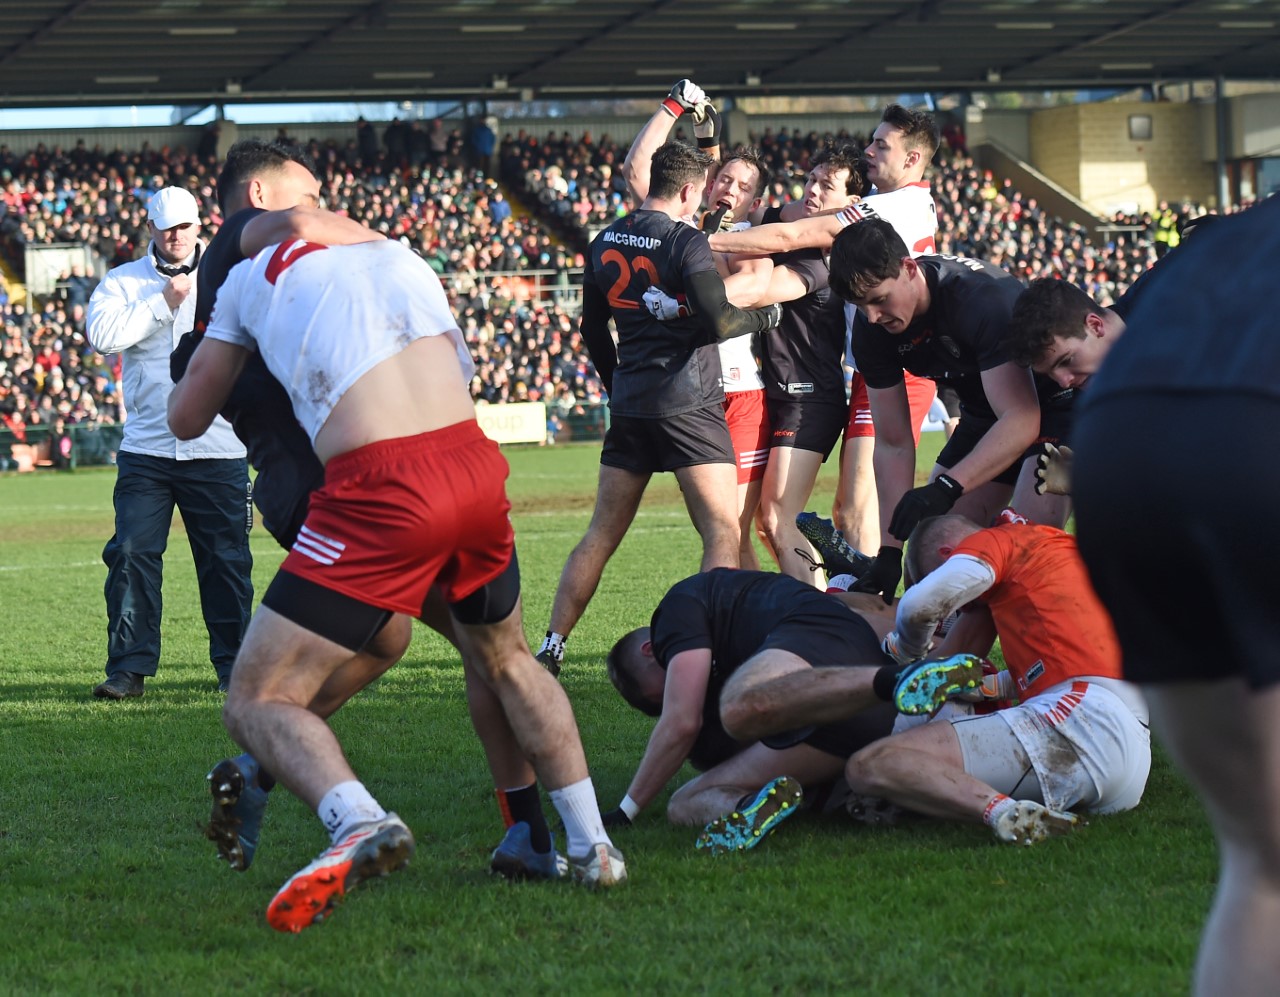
[709,105,941,556]
[844,513,1150,845]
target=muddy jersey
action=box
[758,205,846,404]
[178,207,323,547]
[852,255,1070,419]
[583,209,724,418]
[206,239,472,445]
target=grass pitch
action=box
[0,441,1212,994]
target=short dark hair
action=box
[605,628,661,717]
[720,147,771,199]
[880,104,940,161]
[649,142,714,200]
[810,144,871,197]
[216,139,316,214]
[1007,278,1105,368]
[828,217,911,302]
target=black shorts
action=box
[937,385,961,419]
[767,397,849,457]
[753,590,894,756]
[937,404,1075,486]
[1074,390,1280,690]
[601,405,734,473]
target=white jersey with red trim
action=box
[205,239,474,445]
[836,182,938,257]
[716,220,764,393]
[839,182,940,367]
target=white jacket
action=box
[87,241,245,460]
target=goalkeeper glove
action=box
[662,79,707,118]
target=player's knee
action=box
[720,686,767,741]
[845,741,894,796]
[665,784,702,826]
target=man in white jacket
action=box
[86,186,252,699]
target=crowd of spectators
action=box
[0,115,1243,464]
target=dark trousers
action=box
[103,451,254,682]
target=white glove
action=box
[881,631,928,666]
[693,103,722,147]
[1034,443,1074,496]
[663,79,707,117]
[955,660,1018,703]
[643,285,692,321]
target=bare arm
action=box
[621,107,677,203]
[622,650,712,814]
[240,206,384,258]
[944,362,1040,491]
[709,213,841,256]
[168,338,249,440]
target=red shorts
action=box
[846,372,938,447]
[280,421,514,617]
[724,389,769,485]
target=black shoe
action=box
[93,672,145,699]
[217,675,232,693]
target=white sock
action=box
[317,780,386,843]
[549,777,611,857]
[982,794,1017,828]
[826,573,855,592]
[540,631,567,662]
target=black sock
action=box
[872,664,904,702]
[497,784,552,853]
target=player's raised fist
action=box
[662,79,707,117]
[694,103,723,148]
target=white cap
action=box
[147,186,200,230]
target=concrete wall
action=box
[1030,101,1215,215]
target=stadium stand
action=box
[0,120,1240,469]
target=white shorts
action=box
[949,678,1151,814]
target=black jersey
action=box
[649,568,882,765]
[852,254,1069,418]
[1087,196,1280,403]
[758,205,846,404]
[176,207,323,548]
[649,569,824,766]
[582,209,723,418]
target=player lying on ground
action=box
[843,513,1151,845]
[603,568,987,853]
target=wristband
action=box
[619,794,640,821]
[697,135,718,149]
[661,98,684,118]
[935,473,964,498]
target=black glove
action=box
[170,329,202,383]
[850,545,903,605]
[888,474,964,541]
[601,807,633,829]
[700,202,732,234]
